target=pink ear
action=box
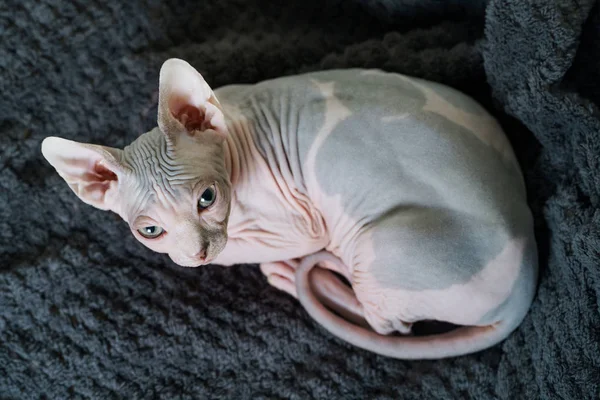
[168,96,224,133]
[41,137,125,211]
[157,58,226,141]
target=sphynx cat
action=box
[41,58,538,359]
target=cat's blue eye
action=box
[198,185,216,210]
[137,226,164,239]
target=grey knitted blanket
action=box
[1,0,599,398]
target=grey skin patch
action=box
[367,207,510,290]
[306,70,531,290]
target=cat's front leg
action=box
[260,259,299,297]
[260,258,369,328]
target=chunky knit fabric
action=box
[1,0,598,398]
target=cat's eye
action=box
[137,226,164,239]
[198,185,216,210]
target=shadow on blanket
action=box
[0,0,598,398]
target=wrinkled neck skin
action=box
[220,116,244,194]
[212,106,328,267]
[218,108,277,261]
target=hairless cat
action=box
[41,58,538,359]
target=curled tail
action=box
[295,251,533,360]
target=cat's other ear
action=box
[157,58,226,142]
[41,136,126,211]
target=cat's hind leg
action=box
[294,207,534,359]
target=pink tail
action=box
[295,251,525,360]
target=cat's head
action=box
[41,59,232,267]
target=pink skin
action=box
[41,59,537,359]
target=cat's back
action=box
[215,69,524,224]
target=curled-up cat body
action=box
[42,59,538,360]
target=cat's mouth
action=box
[172,244,223,267]
[171,233,227,267]
[173,256,215,268]
[193,254,215,265]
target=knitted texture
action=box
[1,0,599,398]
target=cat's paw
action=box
[260,259,300,298]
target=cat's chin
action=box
[171,257,215,268]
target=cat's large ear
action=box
[157,58,226,142]
[41,137,126,211]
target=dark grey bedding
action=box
[1,0,599,398]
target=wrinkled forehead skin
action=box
[115,124,232,268]
[117,127,231,224]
